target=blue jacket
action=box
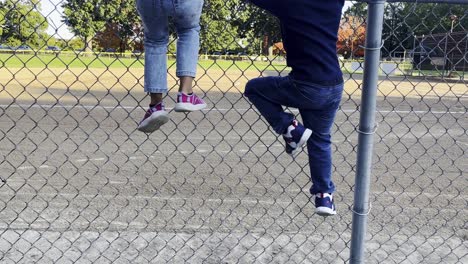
[250,0,344,85]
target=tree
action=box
[202,1,281,56]
[94,23,121,52]
[56,37,85,51]
[0,7,5,37]
[63,0,142,53]
[96,0,140,53]
[402,3,467,36]
[240,4,281,55]
[113,0,140,52]
[337,16,366,59]
[344,2,467,57]
[381,3,467,57]
[0,0,48,48]
[200,0,245,54]
[344,2,367,18]
[62,0,108,52]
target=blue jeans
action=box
[244,76,343,194]
[137,0,203,93]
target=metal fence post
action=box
[349,0,386,263]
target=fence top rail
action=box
[351,0,468,4]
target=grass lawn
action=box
[2,52,463,78]
[0,52,289,72]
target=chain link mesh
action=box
[0,0,466,263]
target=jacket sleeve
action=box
[248,0,282,16]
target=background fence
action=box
[0,0,466,263]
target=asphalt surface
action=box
[0,79,466,263]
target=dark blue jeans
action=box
[244,76,343,194]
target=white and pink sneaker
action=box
[174,92,207,112]
[137,103,169,133]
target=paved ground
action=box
[0,67,466,263]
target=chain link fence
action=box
[0,0,466,263]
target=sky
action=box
[40,0,354,40]
[41,0,74,39]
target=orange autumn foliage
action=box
[337,16,366,58]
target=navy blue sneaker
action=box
[282,120,312,156]
[315,193,337,216]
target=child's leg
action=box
[179,76,194,94]
[298,83,343,194]
[244,76,300,134]
[246,76,343,215]
[137,0,169,96]
[299,106,339,216]
[172,0,206,112]
[299,107,340,195]
[173,0,203,89]
[297,83,343,215]
[136,0,170,132]
[150,93,163,106]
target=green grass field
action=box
[0,52,289,72]
[2,52,462,78]
[0,52,361,74]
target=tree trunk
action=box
[262,35,269,56]
[85,36,93,54]
[120,38,127,53]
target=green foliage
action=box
[0,8,5,37]
[401,3,467,36]
[344,2,367,18]
[67,37,85,51]
[54,37,85,51]
[62,0,107,51]
[345,2,467,56]
[200,0,279,55]
[59,0,281,55]
[46,37,58,46]
[167,36,176,54]
[384,3,467,56]
[200,0,243,53]
[63,0,140,52]
[0,0,48,48]
[101,0,140,52]
[240,4,281,55]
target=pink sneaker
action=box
[137,103,169,133]
[174,92,207,112]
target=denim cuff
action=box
[176,71,197,78]
[144,86,168,94]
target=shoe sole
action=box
[174,103,207,112]
[137,111,169,133]
[290,128,313,156]
[316,206,337,216]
